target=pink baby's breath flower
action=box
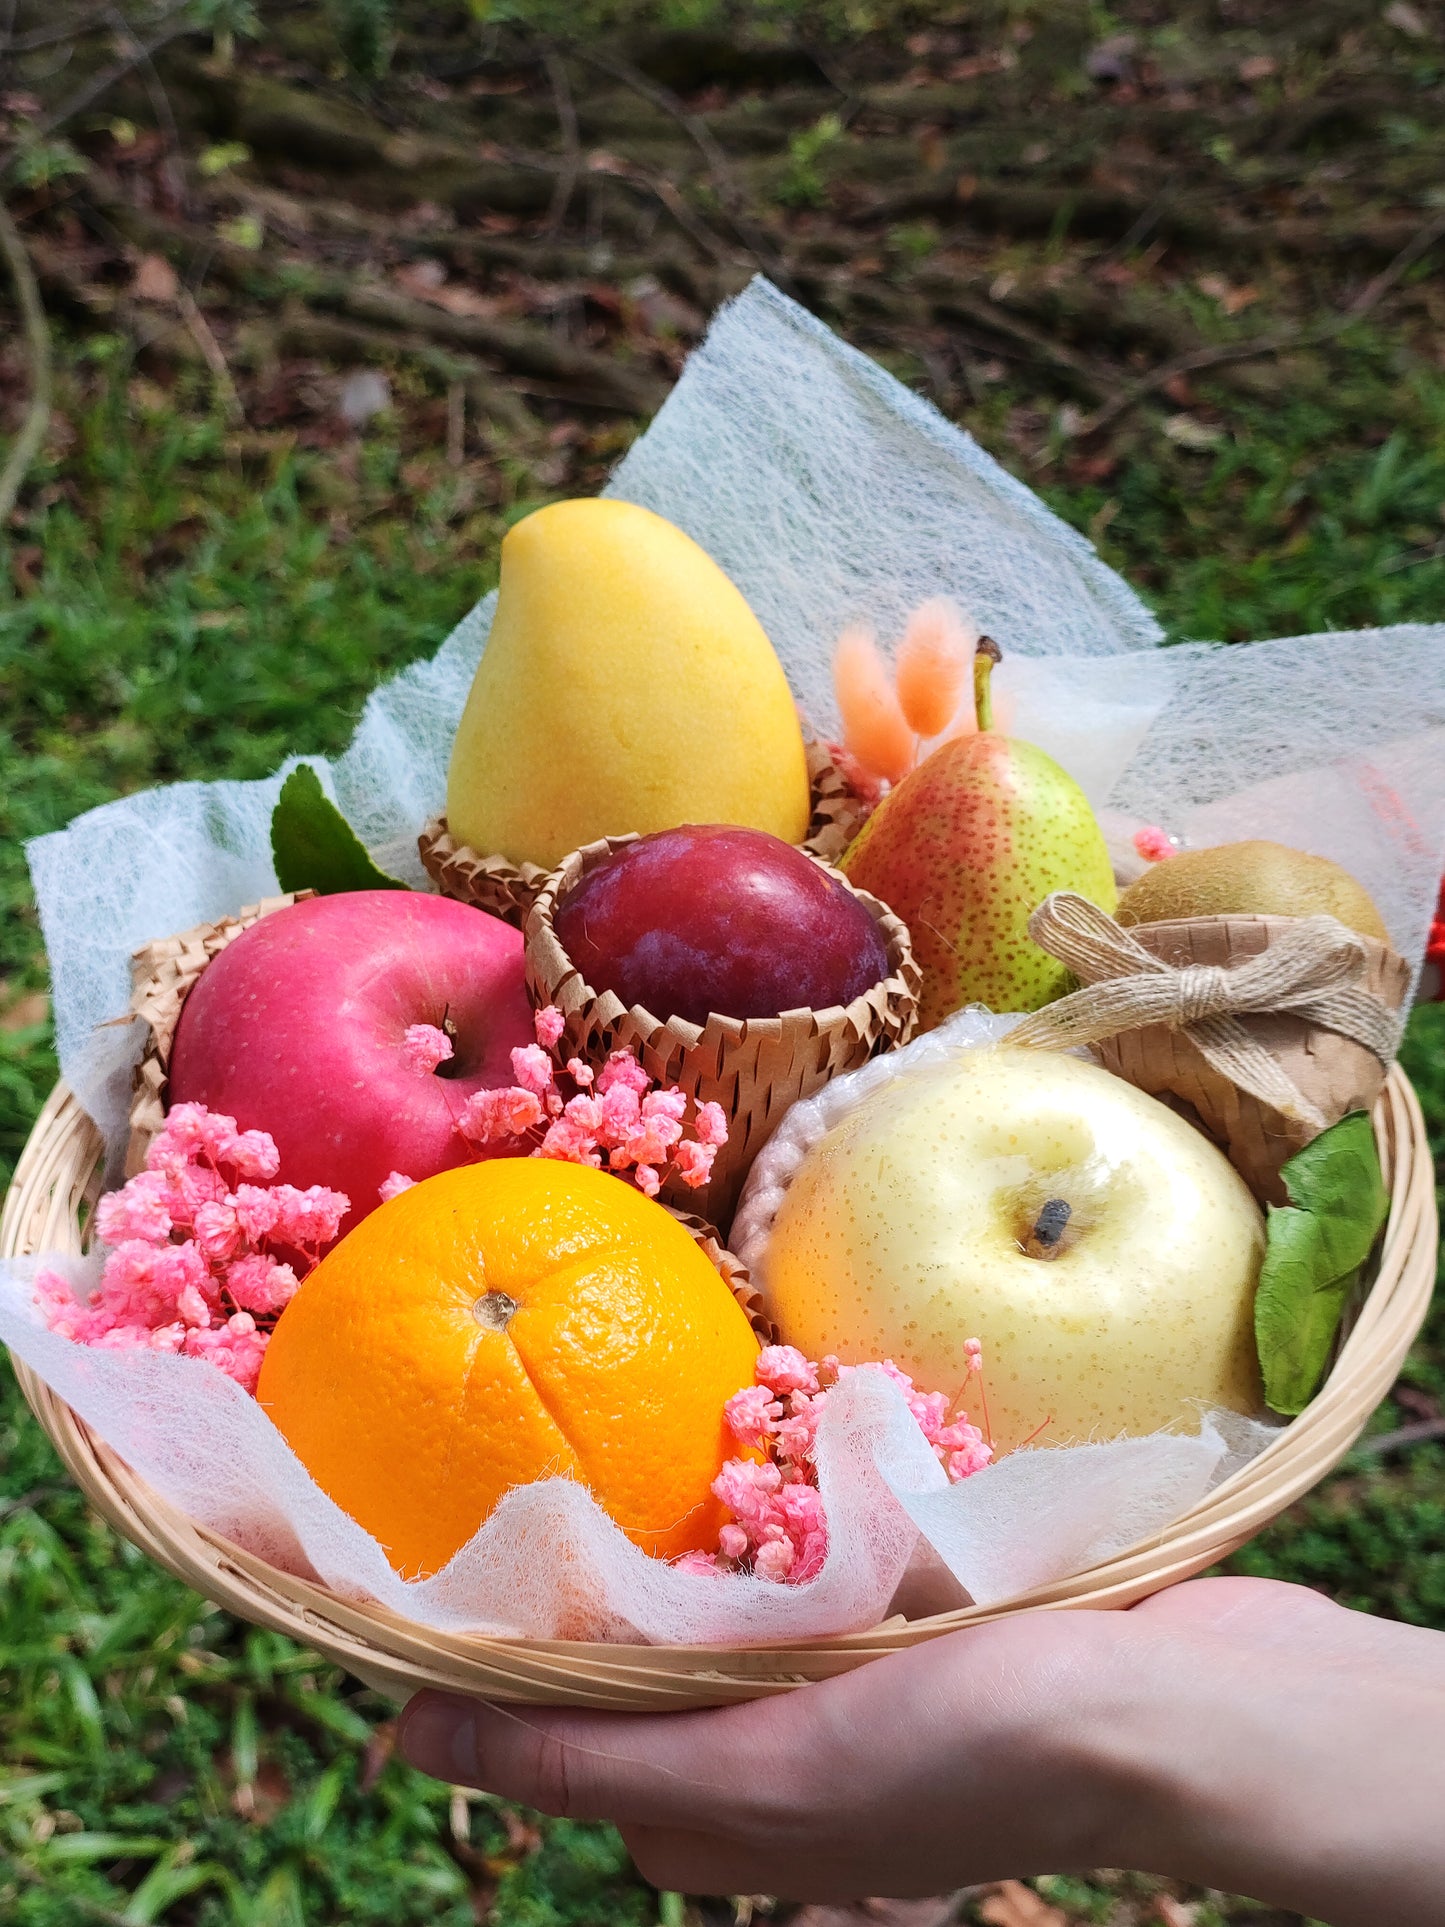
[538,1117,603,1166]
[623,1115,682,1169]
[756,1345,820,1397]
[705,1340,990,1583]
[268,1184,348,1252]
[1133,824,1178,864]
[724,1384,780,1445]
[753,1538,796,1582]
[219,1127,282,1183]
[566,1057,594,1088]
[670,1139,717,1190]
[693,1101,729,1148]
[510,1043,556,1098]
[41,1102,347,1395]
[563,1093,603,1135]
[713,1456,782,1526]
[595,1051,649,1098]
[596,1083,642,1147]
[184,1311,269,1392]
[534,1004,566,1049]
[379,1171,417,1203]
[226,1252,300,1316]
[633,1163,660,1198]
[643,1088,687,1125]
[403,1023,455,1075]
[229,1183,281,1245]
[176,1282,213,1329]
[674,1549,725,1577]
[457,1086,545,1146]
[946,1438,994,1480]
[34,1269,85,1340]
[95,1170,174,1246]
[164,1163,230,1222]
[192,1198,245,1264]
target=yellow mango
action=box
[446,499,811,868]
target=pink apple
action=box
[168,891,534,1227]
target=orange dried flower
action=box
[895,598,978,739]
[833,623,915,787]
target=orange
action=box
[256,1159,759,1579]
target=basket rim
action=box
[3,1067,1436,1703]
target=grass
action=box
[2,304,1444,1923]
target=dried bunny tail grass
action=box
[895,599,979,740]
[833,624,915,787]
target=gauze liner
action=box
[6,276,1442,1642]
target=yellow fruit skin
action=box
[446,499,811,867]
[761,1050,1265,1453]
[256,1160,760,1580]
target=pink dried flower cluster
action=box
[35,1103,349,1394]
[678,1341,991,1585]
[427,1005,728,1199]
[1133,824,1178,864]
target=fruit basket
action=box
[5,1066,1433,1712]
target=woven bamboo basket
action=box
[3,1069,1435,1711]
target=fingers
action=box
[397,1688,800,1830]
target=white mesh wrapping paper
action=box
[605,277,1165,730]
[8,276,1441,1644]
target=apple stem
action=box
[1023,1196,1071,1260]
[973,635,1001,732]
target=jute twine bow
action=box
[1008,892,1406,1132]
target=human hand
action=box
[398,1577,1445,1927]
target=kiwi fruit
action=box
[1116,839,1389,944]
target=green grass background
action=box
[2,320,1444,1924]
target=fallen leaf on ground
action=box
[1386,0,1429,35]
[1153,1897,1197,1927]
[789,1901,957,1927]
[131,254,180,303]
[1165,413,1226,449]
[359,1719,396,1793]
[1196,273,1259,313]
[976,1881,1066,1927]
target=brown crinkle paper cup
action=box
[524,833,920,1232]
[121,892,760,1319]
[418,738,876,927]
[1094,914,1411,1207]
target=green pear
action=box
[446,498,811,869]
[840,640,1115,1026]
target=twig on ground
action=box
[539,44,581,238]
[1077,199,1445,438]
[1357,1416,1445,1457]
[0,197,53,527]
[14,7,192,156]
[0,1480,70,1519]
[176,285,244,421]
[573,42,792,287]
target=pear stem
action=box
[974,635,1001,733]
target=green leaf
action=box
[1255,1111,1390,1416]
[270,764,407,897]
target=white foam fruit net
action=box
[5,276,1445,1645]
